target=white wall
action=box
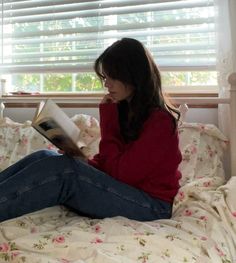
[3,107,218,126]
[184,108,218,125]
[3,107,100,123]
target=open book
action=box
[32,99,86,157]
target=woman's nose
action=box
[104,79,111,88]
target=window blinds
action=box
[0,0,215,74]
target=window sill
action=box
[0,92,221,108]
[0,93,104,108]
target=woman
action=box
[0,38,182,222]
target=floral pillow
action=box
[0,115,100,172]
[178,122,228,186]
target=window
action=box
[0,0,217,94]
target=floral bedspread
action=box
[0,116,235,263]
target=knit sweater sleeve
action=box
[89,103,180,187]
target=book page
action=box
[33,100,45,120]
[32,99,86,157]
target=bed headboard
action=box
[228,72,236,177]
[0,101,5,119]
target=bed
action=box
[0,73,235,263]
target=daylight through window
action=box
[0,0,217,94]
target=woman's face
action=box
[103,74,134,102]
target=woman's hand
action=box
[101,94,116,104]
[57,149,65,154]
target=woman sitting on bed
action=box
[0,38,182,222]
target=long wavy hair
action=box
[94,38,180,142]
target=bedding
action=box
[0,115,235,263]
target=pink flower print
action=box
[215,245,225,257]
[200,216,208,221]
[52,235,65,244]
[224,140,229,147]
[90,237,103,244]
[208,151,214,157]
[199,125,205,131]
[201,236,208,241]
[206,145,216,157]
[14,127,20,133]
[30,227,37,233]
[203,181,211,187]
[183,209,193,216]
[47,144,55,150]
[21,135,28,145]
[11,251,20,258]
[196,176,204,179]
[59,259,71,263]
[0,242,10,252]
[190,145,197,154]
[94,225,101,233]
[177,191,185,201]
[232,211,236,217]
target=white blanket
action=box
[0,116,235,263]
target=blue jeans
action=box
[0,150,172,222]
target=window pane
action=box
[162,71,217,86]
[4,73,103,93]
[12,74,40,92]
[4,71,217,94]
[75,73,102,92]
[44,74,72,92]
[162,71,218,93]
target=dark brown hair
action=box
[94,38,180,142]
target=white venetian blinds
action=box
[0,0,216,74]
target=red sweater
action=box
[89,103,182,203]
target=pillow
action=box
[0,115,228,188]
[178,122,228,186]
[71,114,100,158]
[0,117,48,171]
[0,115,100,171]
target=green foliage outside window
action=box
[44,74,72,92]
[10,71,216,93]
[75,73,102,92]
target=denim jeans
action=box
[0,150,172,222]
